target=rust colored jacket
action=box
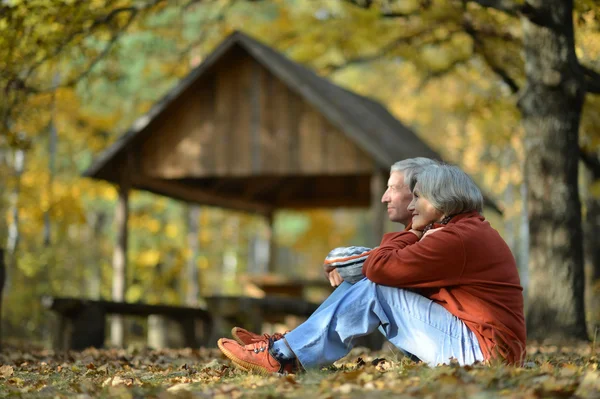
[362,212,526,365]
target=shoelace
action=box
[254,331,287,342]
[247,337,274,354]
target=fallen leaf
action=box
[335,383,355,394]
[102,375,134,387]
[559,364,579,378]
[0,365,14,378]
[283,374,297,385]
[575,371,600,397]
[96,364,109,373]
[167,383,191,392]
[8,377,24,386]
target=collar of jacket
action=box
[430,211,483,229]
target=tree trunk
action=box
[6,149,24,279]
[583,165,600,336]
[518,179,529,299]
[519,0,587,340]
[44,73,59,247]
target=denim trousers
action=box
[285,278,484,368]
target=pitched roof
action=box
[83,31,500,213]
[84,31,440,179]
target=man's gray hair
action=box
[409,164,484,215]
[390,158,439,187]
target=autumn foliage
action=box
[0,343,600,397]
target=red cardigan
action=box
[363,212,526,365]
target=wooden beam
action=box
[273,178,302,204]
[136,176,273,216]
[242,177,283,202]
[276,197,370,209]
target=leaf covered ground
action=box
[1,342,599,398]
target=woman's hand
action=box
[409,229,423,239]
[324,265,344,287]
[422,227,444,239]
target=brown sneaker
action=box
[231,327,286,345]
[217,337,297,375]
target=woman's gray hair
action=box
[409,164,484,215]
[390,157,439,187]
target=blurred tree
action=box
[2,0,599,346]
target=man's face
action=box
[381,171,413,226]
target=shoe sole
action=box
[217,339,274,376]
[217,339,249,372]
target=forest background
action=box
[1,0,599,348]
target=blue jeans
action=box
[285,278,484,368]
[313,281,354,314]
[313,281,419,361]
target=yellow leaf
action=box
[138,249,160,267]
[0,365,14,378]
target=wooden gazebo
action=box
[84,31,451,344]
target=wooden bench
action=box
[42,296,212,350]
[242,274,334,299]
[42,295,320,350]
[203,295,319,343]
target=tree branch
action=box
[463,17,520,93]
[58,10,139,89]
[581,148,600,179]
[340,0,430,18]
[417,58,471,89]
[581,64,600,95]
[325,27,459,73]
[21,0,166,91]
[465,0,524,17]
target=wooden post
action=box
[370,170,386,248]
[111,181,129,347]
[267,212,277,274]
[185,205,200,306]
[0,249,4,351]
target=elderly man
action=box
[231,157,438,343]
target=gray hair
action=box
[390,157,439,187]
[409,164,483,215]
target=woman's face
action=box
[408,185,445,230]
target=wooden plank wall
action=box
[140,48,374,179]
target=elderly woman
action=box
[218,164,526,374]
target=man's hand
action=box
[422,227,444,239]
[324,265,344,287]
